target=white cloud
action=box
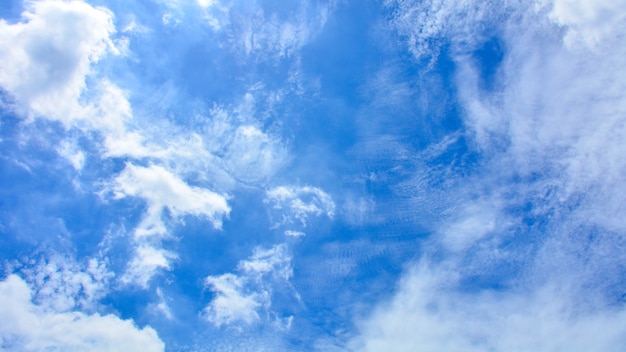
[114,163,231,236]
[0,0,117,123]
[223,125,288,185]
[121,245,178,289]
[0,0,148,165]
[353,1,626,350]
[349,263,626,352]
[540,0,626,48]
[209,0,335,59]
[455,0,626,232]
[203,244,294,328]
[265,185,335,229]
[151,287,174,320]
[0,274,165,352]
[19,255,113,313]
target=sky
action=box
[1,0,626,351]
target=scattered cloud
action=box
[121,245,178,289]
[384,0,511,60]
[265,185,335,233]
[203,243,295,328]
[540,0,626,48]
[113,163,230,236]
[18,254,113,313]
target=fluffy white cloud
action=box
[0,274,165,352]
[114,163,230,236]
[540,0,626,48]
[265,185,335,230]
[203,244,294,327]
[0,0,117,123]
[112,163,230,287]
[204,273,263,327]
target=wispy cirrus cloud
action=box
[350,0,626,350]
[112,163,230,287]
[198,0,335,60]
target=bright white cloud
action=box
[0,274,165,351]
[0,0,117,123]
[113,163,230,287]
[385,0,508,59]
[197,96,290,186]
[204,273,263,327]
[541,0,626,48]
[114,163,231,236]
[203,244,294,327]
[0,0,148,166]
[265,186,335,230]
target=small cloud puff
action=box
[203,244,294,328]
[265,185,335,229]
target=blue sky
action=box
[1,0,626,351]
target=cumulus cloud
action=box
[540,0,626,48]
[0,274,165,352]
[112,163,230,287]
[265,186,335,231]
[121,245,178,289]
[203,244,294,328]
[0,0,151,163]
[0,0,117,123]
